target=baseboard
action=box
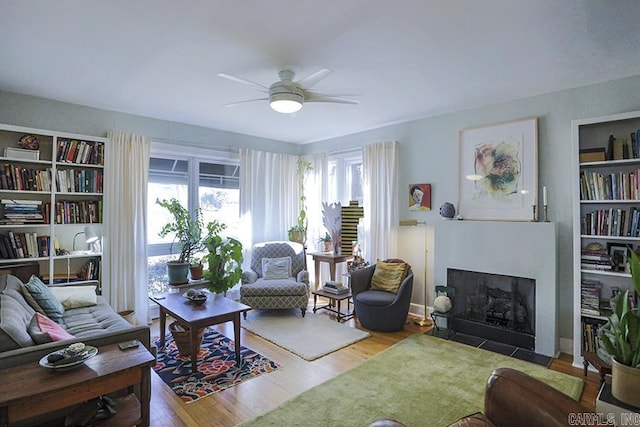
[409,302,432,319]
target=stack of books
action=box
[322,281,349,295]
[580,245,612,271]
[581,280,602,316]
[1,199,45,224]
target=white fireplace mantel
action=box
[433,220,558,357]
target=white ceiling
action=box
[1,1,640,144]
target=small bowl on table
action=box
[184,291,208,305]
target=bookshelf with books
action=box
[572,110,640,368]
[0,123,107,290]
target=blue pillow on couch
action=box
[23,275,65,322]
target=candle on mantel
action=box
[543,186,548,206]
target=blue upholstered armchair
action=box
[351,260,414,332]
[239,241,310,317]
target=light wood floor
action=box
[148,305,600,427]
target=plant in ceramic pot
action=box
[203,220,243,294]
[318,231,332,252]
[288,158,312,245]
[600,248,640,407]
[157,198,207,285]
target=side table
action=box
[312,289,354,322]
[0,343,154,426]
[583,351,611,386]
[596,383,640,426]
[308,252,353,289]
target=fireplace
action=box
[433,220,557,357]
[447,268,535,350]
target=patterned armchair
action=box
[239,241,309,317]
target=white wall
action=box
[305,74,640,344]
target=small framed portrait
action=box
[408,183,431,211]
[608,244,629,272]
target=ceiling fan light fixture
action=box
[270,92,303,113]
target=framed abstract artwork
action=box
[408,183,431,210]
[458,118,538,221]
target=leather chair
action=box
[449,368,607,427]
[350,260,413,332]
[239,241,309,317]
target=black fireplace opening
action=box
[447,268,535,350]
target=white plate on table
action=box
[39,345,98,370]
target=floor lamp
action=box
[399,219,433,327]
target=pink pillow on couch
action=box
[28,312,74,344]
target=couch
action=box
[448,368,607,427]
[239,241,309,317]
[0,274,150,369]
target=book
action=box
[322,286,349,295]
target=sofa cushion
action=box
[240,279,308,297]
[354,289,398,307]
[262,257,292,280]
[50,285,97,309]
[23,275,65,322]
[62,296,131,337]
[370,260,408,294]
[28,312,75,344]
[0,274,37,351]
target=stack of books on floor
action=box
[322,281,349,294]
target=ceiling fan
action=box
[217,68,359,114]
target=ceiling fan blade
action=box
[217,73,269,90]
[297,68,333,89]
[223,98,268,107]
[304,94,359,105]
[305,90,362,98]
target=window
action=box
[328,152,363,205]
[147,145,240,295]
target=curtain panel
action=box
[104,130,151,326]
[363,141,399,261]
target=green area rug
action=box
[240,334,584,427]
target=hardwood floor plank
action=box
[149,309,599,426]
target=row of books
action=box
[55,169,103,194]
[0,164,52,192]
[0,232,49,259]
[581,317,605,353]
[579,169,640,201]
[54,200,102,224]
[56,139,104,165]
[581,280,602,315]
[80,257,100,281]
[606,131,640,161]
[581,207,640,237]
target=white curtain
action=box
[239,149,298,247]
[304,153,328,252]
[362,141,399,261]
[103,131,151,326]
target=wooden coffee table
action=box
[150,292,250,372]
[0,343,154,426]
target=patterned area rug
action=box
[153,329,280,403]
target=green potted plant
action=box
[189,256,204,281]
[156,198,207,285]
[203,220,244,294]
[288,158,312,244]
[600,248,640,407]
[318,231,332,252]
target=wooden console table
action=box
[308,252,353,289]
[0,343,154,427]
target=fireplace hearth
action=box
[447,268,535,350]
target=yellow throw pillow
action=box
[370,260,408,294]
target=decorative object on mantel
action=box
[408,183,431,210]
[322,201,342,252]
[439,202,456,219]
[341,200,364,255]
[458,117,538,221]
[543,185,550,222]
[399,219,432,327]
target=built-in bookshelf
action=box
[0,124,107,290]
[572,110,640,368]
